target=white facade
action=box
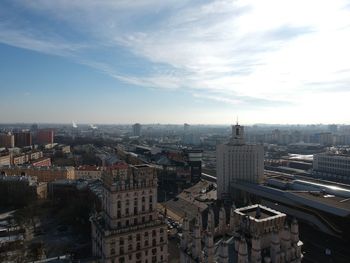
[313,153,350,181]
[91,164,168,263]
[217,124,264,200]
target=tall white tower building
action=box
[217,123,264,200]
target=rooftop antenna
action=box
[236,116,239,125]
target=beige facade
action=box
[91,164,168,263]
[217,124,264,200]
[0,154,11,166]
[11,150,43,165]
[0,166,75,182]
[75,165,103,180]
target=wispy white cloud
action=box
[1,0,350,123]
[0,21,86,57]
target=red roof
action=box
[108,162,129,170]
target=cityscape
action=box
[1,1,350,263]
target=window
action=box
[145,240,149,246]
[119,257,125,263]
[152,230,156,236]
[152,239,156,246]
[111,248,115,255]
[128,235,132,241]
[117,201,121,208]
[120,237,124,245]
[152,248,157,255]
[144,231,149,237]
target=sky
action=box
[1,0,350,125]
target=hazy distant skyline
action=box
[1,0,350,124]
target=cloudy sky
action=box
[1,0,350,124]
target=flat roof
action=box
[290,191,350,211]
[235,204,285,221]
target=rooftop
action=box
[76,165,102,171]
[291,191,350,211]
[235,204,285,221]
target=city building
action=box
[313,153,350,183]
[132,123,142,137]
[184,149,202,183]
[0,133,15,148]
[180,204,303,263]
[0,166,75,182]
[36,129,54,145]
[31,157,52,167]
[91,163,168,263]
[0,153,11,166]
[216,123,264,200]
[229,171,350,239]
[14,131,32,147]
[0,174,47,206]
[11,150,43,165]
[75,165,103,180]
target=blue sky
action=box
[1,0,350,124]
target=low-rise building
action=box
[75,165,103,180]
[11,150,43,165]
[0,166,75,182]
[313,153,350,183]
[31,157,52,167]
[0,154,11,166]
[0,175,47,206]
